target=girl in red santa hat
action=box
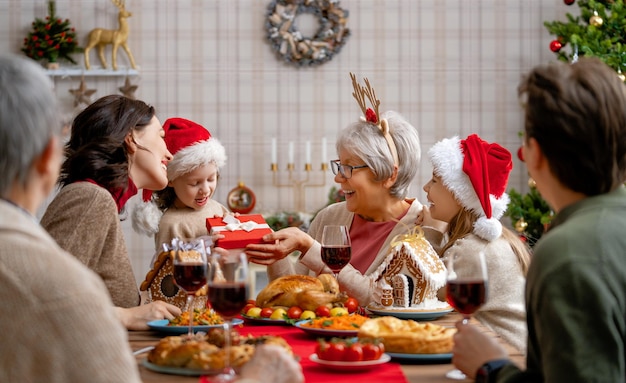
[420,133,530,353]
[132,117,230,250]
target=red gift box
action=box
[206,214,273,249]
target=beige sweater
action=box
[155,199,229,250]
[41,182,140,308]
[268,199,444,305]
[0,200,140,382]
[444,234,528,353]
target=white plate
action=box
[146,318,243,335]
[141,359,222,376]
[309,353,391,371]
[366,305,454,321]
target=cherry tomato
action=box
[315,340,331,360]
[315,305,331,318]
[242,303,256,315]
[361,342,382,361]
[247,299,256,305]
[287,306,303,320]
[344,297,359,313]
[326,342,346,361]
[260,307,274,318]
[344,342,364,362]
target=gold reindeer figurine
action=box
[84,0,137,70]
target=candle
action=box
[288,142,294,164]
[305,141,311,164]
[271,137,277,164]
[321,137,327,162]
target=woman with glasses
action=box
[246,98,444,305]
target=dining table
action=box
[129,311,525,383]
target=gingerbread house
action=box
[371,234,447,308]
[140,250,207,310]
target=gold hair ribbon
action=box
[350,72,399,166]
[390,226,426,248]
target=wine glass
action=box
[172,238,209,338]
[207,251,249,382]
[445,250,489,380]
[320,225,352,282]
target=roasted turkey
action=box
[255,274,346,310]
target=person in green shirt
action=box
[451,57,626,382]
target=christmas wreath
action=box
[265,0,350,67]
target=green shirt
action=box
[499,186,626,382]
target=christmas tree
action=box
[504,184,553,247]
[506,0,625,246]
[544,0,626,80]
[21,0,82,65]
[504,141,554,247]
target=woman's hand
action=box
[117,301,182,331]
[245,227,314,265]
[451,321,509,378]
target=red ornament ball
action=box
[549,40,562,53]
[564,0,575,5]
[517,146,524,162]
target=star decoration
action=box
[69,78,97,107]
[119,77,138,99]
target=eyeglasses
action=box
[330,160,369,179]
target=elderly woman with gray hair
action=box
[246,75,443,305]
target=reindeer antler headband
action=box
[350,72,399,166]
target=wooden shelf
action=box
[46,66,139,78]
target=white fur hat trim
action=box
[428,136,509,242]
[167,137,227,181]
[131,199,163,236]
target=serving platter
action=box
[146,318,243,335]
[309,353,391,372]
[240,314,290,325]
[386,351,452,363]
[366,305,454,321]
[141,359,222,376]
[293,320,360,337]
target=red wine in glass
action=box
[172,240,209,338]
[207,282,249,319]
[444,251,488,380]
[321,246,352,273]
[446,279,487,316]
[173,263,207,293]
[207,251,249,382]
[320,225,351,281]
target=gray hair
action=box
[336,110,421,199]
[0,55,61,196]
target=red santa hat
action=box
[132,117,227,236]
[427,134,512,241]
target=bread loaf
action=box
[358,316,456,354]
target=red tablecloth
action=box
[232,322,408,383]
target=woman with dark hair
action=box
[41,94,181,330]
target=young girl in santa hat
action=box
[132,117,230,250]
[420,133,530,353]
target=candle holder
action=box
[270,162,327,212]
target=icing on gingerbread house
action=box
[371,228,447,308]
[140,250,187,308]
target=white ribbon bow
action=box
[212,215,270,233]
